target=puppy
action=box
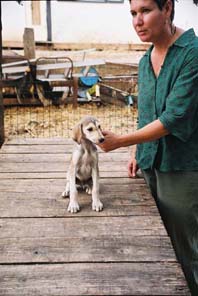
[62,116,104,213]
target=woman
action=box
[98,0,198,294]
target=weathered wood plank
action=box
[0,152,129,162]
[0,144,129,154]
[0,188,156,217]
[0,235,176,264]
[0,171,144,179]
[2,49,96,68]
[23,28,36,60]
[0,161,125,170]
[37,58,105,70]
[0,263,190,295]
[2,59,105,74]
[0,176,146,187]
[3,137,73,145]
[0,144,74,153]
[0,172,109,179]
[0,217,166,238]
[0,162,132,174]
[0,178,149,193]
[0,202,158,218]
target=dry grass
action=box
[4,103,137,140]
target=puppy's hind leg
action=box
[62,180,70,198]
[84,179,93,195]
[85,185,92,195]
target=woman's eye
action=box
[142,8,150,14]
[131,11,137,17]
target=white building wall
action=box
[50,1,133,44]
[2,0,47,43]
[2,0,198,45]
[175,0,198,33]
[2,1,26,41]
[24,0,47,41]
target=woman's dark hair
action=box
[129,0,175,21]
[129,0,198,21]
[154,0,175,21]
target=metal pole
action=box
[47,0,52,42]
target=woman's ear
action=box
[163,0,173,19]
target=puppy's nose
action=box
[99,138,105,143]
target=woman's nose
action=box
[134,13,143,26]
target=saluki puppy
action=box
[62,116,104,213]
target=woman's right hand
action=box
[127,155,139,178]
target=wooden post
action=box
[0,1,5,147]
[23,28,36,59]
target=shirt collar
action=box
[144,28,196,56]
[174,28,196,47]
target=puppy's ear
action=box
[72,123,82,144]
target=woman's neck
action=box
[153,26,184,54]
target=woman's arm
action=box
[99,119,169,152]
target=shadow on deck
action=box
[0,138,190,295]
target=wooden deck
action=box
[0,138,190,295]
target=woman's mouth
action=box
[138,30,147,36]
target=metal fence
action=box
[3,62,138,140]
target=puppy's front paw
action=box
[92,199,103,212]
[67,200,80,213]
[62,190,69,198]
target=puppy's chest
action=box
[77,151,97,180]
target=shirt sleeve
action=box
[159,47,198,142]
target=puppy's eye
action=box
[98,125,101,129]
[87,127,93,132]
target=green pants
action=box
[142,169,198,295]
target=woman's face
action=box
[130,0,171,43]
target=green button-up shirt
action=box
[136,29,198,172]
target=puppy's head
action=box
[72,116,104,145]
